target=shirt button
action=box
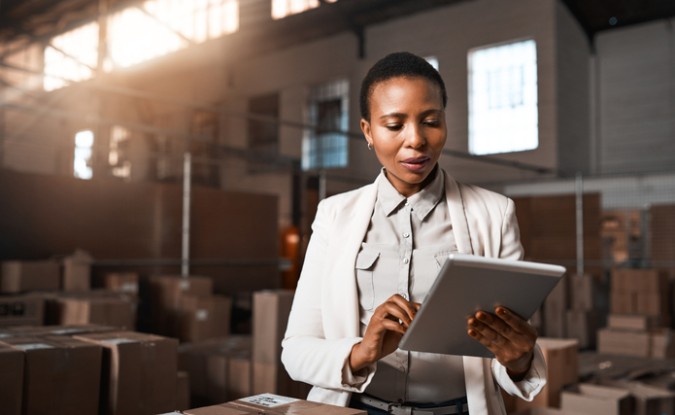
[403,258,409,264]
[403,232,410,238]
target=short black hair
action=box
[359,51,447,121]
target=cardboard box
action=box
[0,323,115,338]
[610,292,635,314]
[55,295,136,329]
[601,327,648,356]
[178,295,232,342]
[178,336,252,405]
[637,292,670,319]
[0,294,44,327]
[651,329,675,359]
[561,383,634,415]
[601,381,675,415]
[509,338,579,410]
[104,272,139,295]
[566,310,602,349]
[177,371,191,411]
[598,328,651,357]
[75,331,178,415]
[1,260,60,293]
[252,290,297,396]
[150,275,213,335]
[0,343,23,415]
[543,276,568,338]
[183,393,366,415]
[608,314,664,331]
[62,250,93,291]
[570,274,598,311]
[0,335,102,415]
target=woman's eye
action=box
[385,124,403,131]
[423,119,439,127]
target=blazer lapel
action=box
[326,178,379,337]
[444,171,474,255]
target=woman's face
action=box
[361,76,447,197]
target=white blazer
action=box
[281,170,546,415]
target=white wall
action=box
[595,19,675,175]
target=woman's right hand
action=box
[349,294,420,372]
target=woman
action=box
[281,52,546,415]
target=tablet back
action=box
[398,253,565,357]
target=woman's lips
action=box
[400,156,431,172]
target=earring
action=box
[367,142,372,150]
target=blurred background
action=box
[1,1,675,414]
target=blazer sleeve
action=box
[492,196,547,400]
[499,197,525,261]
[281,199,376,392]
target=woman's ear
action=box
[360,118,372,146]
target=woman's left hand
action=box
[466,306,537,380]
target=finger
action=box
[386,294,419,321]
[476,309,537,345]
[380,318,408,335]
[376,295,417,324]
[468,314,536,365]
[468,315,506,346]
[378,301,415,327]
[494,307,536,336]
[467,323,502,355]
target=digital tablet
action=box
[398,253,565,358]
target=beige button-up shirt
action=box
[355,167,466,403]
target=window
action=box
[272,0,337,19]
[107,0,238,69]
[44,0,239,90]
[74,130,95,180]
[468,39,538,155]
[302,79,349,171]
[109,126,132,179]
[44,22,99,91]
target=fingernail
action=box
[497,307,507,316]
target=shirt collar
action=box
[376,166,445,221]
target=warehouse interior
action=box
[1,0,675,414]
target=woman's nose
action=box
[406,124,426,148]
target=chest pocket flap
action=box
[356,250,380,270]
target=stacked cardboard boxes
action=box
[0,335,103,415]
[178,336,252,406]
[46,291,137,329]
[560,383,634,415]
[0,260,61,293]
[566,274,604,349]
[178,295,232,343]
[0,343,23,415]
[0,294,45,327]
[598,269,673,358]
[505,338,579,412]
[253,290,310,398]
[75,331,179,415]
[650,204,675,279]
[149,275,231,342]
[62,250,93,292]
[103,272,140,296]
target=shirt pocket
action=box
[355,249,380,311]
